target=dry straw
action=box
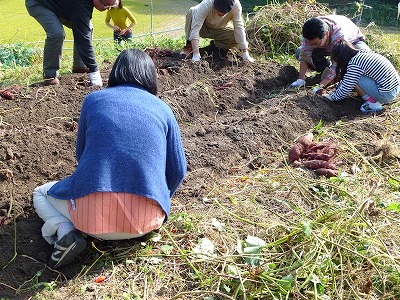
[246,1,331,57]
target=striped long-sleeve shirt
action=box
[331,50,400,101]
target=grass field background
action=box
[0,0,199,44]
[2,0,398,45]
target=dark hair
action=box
[109,1,123,10]
[331,40,359,81]
[213,0,234,13]
[302,17,328,40]
[108,49,158,95]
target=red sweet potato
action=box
[307,143,330,152]
[292,160,302,167]
[315,168,338,177]
[288,142,304,163]
[215,81,233,91]
[302,159,337,170]
[321,146,337,156]
[296,132,314,148]
[0,90,14,100]
[302,152,333,161]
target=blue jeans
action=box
[358,76,400,104]
[25,0,92,77]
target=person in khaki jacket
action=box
[181,0,254,62]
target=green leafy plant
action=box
[0,43,39,69]
[386,202,400,213]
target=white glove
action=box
[312,85,323,95]
[90,71,103,87]
[323,93,334,101]
[289,79,305,88]
[192,53,201,62]
[242,50,254,63]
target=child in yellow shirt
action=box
[105,0,137,42]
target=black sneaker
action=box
[47,230,86,269]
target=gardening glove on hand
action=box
[192,53,201,62]
[312,84,323,95]
[323,93,334,101]
[90,71,103,87]
[289,79,305,89]
[242,50,255,63]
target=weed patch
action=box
[0,43,39,69]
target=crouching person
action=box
[33,49,187,269]
[289,15,369,90]
[182,0,254,62]
[322,40,400,113]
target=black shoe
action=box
[47,230,86,269]
[201,40,228,58]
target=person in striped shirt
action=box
[322,40,400,113]
[289,15,369,91]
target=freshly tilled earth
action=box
[0,47,396,298]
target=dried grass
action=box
[246,1,331,56]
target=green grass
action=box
[0,36,193,88]
[0,0,198,88]
[384,29,400,44]
[0,0,198,44]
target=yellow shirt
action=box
[105,7,137,29]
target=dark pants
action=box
[25,0,92,78]
[114,32,133,43]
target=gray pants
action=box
[185,7,237,50]
[25,0,92,78]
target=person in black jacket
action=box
[25,0,118,86]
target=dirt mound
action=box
[0,48,389,298]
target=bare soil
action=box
[0,46,395,298]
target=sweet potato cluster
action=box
[288,132,339,177]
